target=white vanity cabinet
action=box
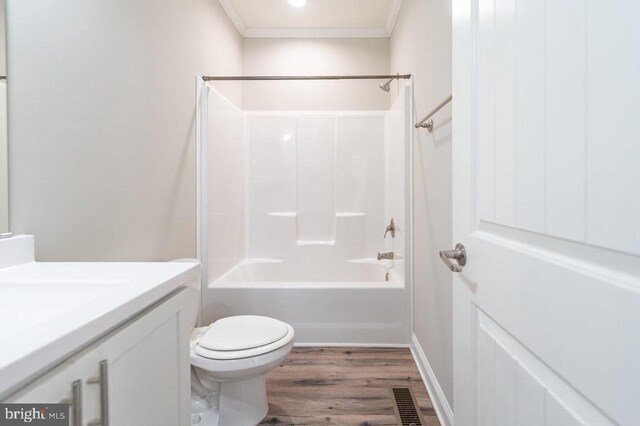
[7,285,197,426]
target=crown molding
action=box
[385,0,403,36]
[218,0,403,39]
[243,27,389,39]
[218,0,247,36]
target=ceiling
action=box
[218,0,403,38]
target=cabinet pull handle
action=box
[87,360,109,426]
[71,380,82,426]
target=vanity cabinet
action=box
[7,286,196,426]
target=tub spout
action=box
[377,252,394,260]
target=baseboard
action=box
[294,342,410,349]
[410,333,454,426]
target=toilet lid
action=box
[199,315,289,351]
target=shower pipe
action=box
[202,74,412,81]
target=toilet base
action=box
[191,375,268,426]
[220,375,268,425]
[191,406,219,426]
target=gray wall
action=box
[7,0,243,261]
[0,0,7,233]
[5,2,454,406]
[0,0,5,76]
[242,38,390,111]
[390,0,454,407]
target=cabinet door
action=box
[108,312,183,425]
[92,287,195,426]
[7,284,197,426]
[7,350,101,425]
[8,359,75,404]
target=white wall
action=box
[384,83,410,284]
[390,0,454,408]
[206,87,245,282]
[246,111,386,265]
[243,38,390,110]
[7,0,243,261]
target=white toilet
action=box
[189,315,295,426]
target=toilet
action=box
[189,315,295,426]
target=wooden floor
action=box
[259,347,440,426]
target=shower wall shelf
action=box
[336,212,366,217]
[267,212,297,217]
[267,212,366,218]
[296,240,336,246]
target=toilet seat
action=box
[194,316,294,360]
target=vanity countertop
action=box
[0,236,200,399]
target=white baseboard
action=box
[410,333,454,426]
[294,342,410,348]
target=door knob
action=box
[439,243,466,272]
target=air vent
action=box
[390,386,423,426]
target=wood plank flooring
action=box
[259,347,440,426]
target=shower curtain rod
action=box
[202,74,411,81]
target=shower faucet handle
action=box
[384,218,396,238]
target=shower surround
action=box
[199,81,412,345]
[247,112,385,269]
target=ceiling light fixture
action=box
[288,0,306,7]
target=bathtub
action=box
[202,259,410,346]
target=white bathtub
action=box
[202,259,410,346]
[222,258,390,282]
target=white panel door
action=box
[452,0,640,425]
